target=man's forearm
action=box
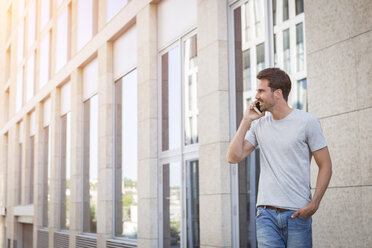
[311,162,332,208]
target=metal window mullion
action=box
[265,0,274,68]
[112,81,117,237]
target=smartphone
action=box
[253,102,262,115]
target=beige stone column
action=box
[69,69,84,248]
[32,103,43,247]
[0,133,8,248]
[22,115,30,205]
[137,3,159,248]
[96,42,114,247]
[48,88,61,247]
[6,126,19,248]
[197,0,232,247]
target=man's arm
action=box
[227,119,256,164]
[227,101,264,164]
[291,146,332,219]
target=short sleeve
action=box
[245,120,258,148]
[306,116,327,152]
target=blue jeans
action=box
[256,207,312,248]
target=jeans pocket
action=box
[256,207,263,218]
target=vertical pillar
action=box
[69,69,84,248]
[96,42,114,247]
[49,88,61,247]
[33,103,43,248]
[137,3,159,248]
[197,0,232,247]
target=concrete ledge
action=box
[18,216,33,224]
[0,207,5,215]
[14,204,34,217]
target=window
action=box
[26,111,36,204]
[16,68,24,112]
[6,4,12,41]
[41,99,51,227]
[159,33,200,248]
[17,23,24,65]
[77,0,98,51]
[40,0,51,30]
[27,1,36,50]
[60,112,71,229]
[39,32,50,89]
[82,59,98,233]
[114,70,138,238]
[18,122,23,205]
[26,51,35,102]
[0,133,8,208]
[59,83,71,230]
[229,0,308,246]
[106,0,128,22]
[56,5,71,72]
[5,47,11,82]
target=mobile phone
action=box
[253,102,262,115]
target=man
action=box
[227,68,332,247]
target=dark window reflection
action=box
[283,0,289,21]
[186,160,199,248]
[296,0,304,15]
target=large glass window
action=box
[42,99,51,227]
[39,32,50,89]
[26,52,35,102]
[60,112,71,229]
[27,1,36,50]
[229,0,308,246]
[83,95,98,233]
[40,0,51,30]
[5,47,11,82]
[18,122,23,205]
[106,0,128,22]
[26,112,36,204]
[41,125,50,227]
[77,0,98,51]
[56,5,71,72]
[160,34,200,248]
[16,68,24,112]
[17,23,24,65]
[114,70,138,238]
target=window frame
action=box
[157,29,199,248]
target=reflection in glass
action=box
[39,33,50,89]
[256,43,265,72]
[162,46,181,151]
[234,5,263,247]
[27,1,36,49]
[243,2,251,42]
[106,0,128,22]
[114,70,138,238]
[283,0,289,21]
[243,49,251,91]
[42,126,50,227]
[56,7,69,72]
[83,95,98,233]
[163,162,181,248]
[283,29,290,73]
[186,160,199,248]
[26,53,35,102]
[272,0,276,26]
[60,113,71,230]
[254,0,264,38]
[40,0,50,30]
[27,136,35,204]
[184,35,198,146]
[296,0,304,15]
[274,34,278,67]
[294,79,307,111]
[296,23,304,72]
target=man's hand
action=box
[291,202,318,219]
[244,100,265,122]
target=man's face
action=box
[255,79,275,112]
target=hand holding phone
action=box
[253,101,262,115]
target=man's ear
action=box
[274,89,283,99]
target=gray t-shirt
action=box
[245,109,327,210]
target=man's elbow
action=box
[227,150,241,164]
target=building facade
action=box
[0,0,370,248]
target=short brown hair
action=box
[257,68,291,101]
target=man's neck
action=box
[270,101,293,120]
